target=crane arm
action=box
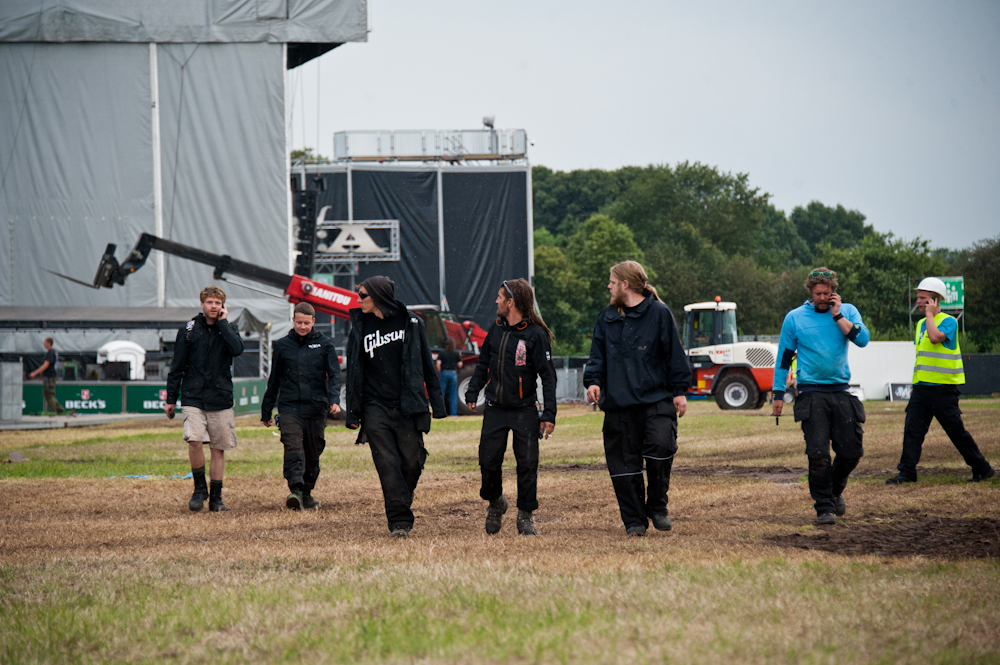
[90,233,359,320]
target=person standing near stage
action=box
[28,337,67,415]
[345,276,446,538]
[584,261,691,537]
[465,278,557,536]
[436,337,463,417]
[772,268,869,525]
[261,302,342,509]
[885,277,995,484]
[166,286,244,512]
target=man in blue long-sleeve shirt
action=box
[772,268,869,525]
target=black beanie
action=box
[360,276,398,316]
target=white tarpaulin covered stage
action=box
[0,1,367,351]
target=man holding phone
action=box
[886,278,994,484]
[166,286,244,512]
[772,268,869,525]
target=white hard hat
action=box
[916,277,947,301]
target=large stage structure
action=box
[0,1,368,359]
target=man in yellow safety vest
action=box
[886,277,995,484]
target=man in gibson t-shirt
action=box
[345,276,446,538]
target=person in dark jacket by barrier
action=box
[165,286,244,512]
[345,276,446,538]
[261,302,341,510]
[584,261,691,537]
[466,278,557,536]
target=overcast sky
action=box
[289,0,1000,250]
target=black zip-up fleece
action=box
[584,292,692,411]
[345,301,446,432]
[261,328,341,420]
[465,318,557,422]
[166,313,244,410]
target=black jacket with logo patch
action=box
[166,313,244,411]
[261,329,341,421]
[345,301,446,432]
[584,292,692,411]
[465,318,557,422]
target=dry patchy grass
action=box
[1,401,999,663]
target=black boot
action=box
[189,466,208,512]
[286,482,304,510]
[209,479,229,512]
[302,489,320,509]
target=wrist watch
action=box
[832,313,844,322]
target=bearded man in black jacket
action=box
[166,286,244,512]
[345,276,446,538]
[261,302,341,510]
[466,278,557,536]
[584,261,692,537]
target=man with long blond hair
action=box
[466,278,557,536]
[584,261,691,537]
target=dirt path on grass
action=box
[2,469,998,567]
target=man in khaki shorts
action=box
[165,286,244,512]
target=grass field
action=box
[2,400,999,664]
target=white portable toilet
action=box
[97,341,147,381]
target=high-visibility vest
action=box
[912,312,964,385]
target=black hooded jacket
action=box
[166,313,244,411]
[465,317,557,422]
[261,328,341,421]
[345,300,446,432]
[583,292,692,411]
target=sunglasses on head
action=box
[809,270,835,278]
[502,280,514,299]
[357,291,370,300]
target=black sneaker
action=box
[302,490,320,509]
[390,527,409,539]
[485,495,508,534]
[969,468,996,483]
[209,499,230,512]
[886,474,917,485]
[189,490,207,512]
[626,525,647,537]
[651,514,672,531]
[816,513,836,525]
[516,509,537,536]
[833,495,846,517]
[286,490,303,510]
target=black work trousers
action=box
[602,399,678,529]
[896,384,991,480]
[479,404,540,512]
[794,391,864,516]
[279,413,327,491]
[364,401,427,531]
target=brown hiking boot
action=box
[516,509,537,535]
[485,495,508,534]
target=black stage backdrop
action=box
[299,168,529,329]
[443,171,529,325]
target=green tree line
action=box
[532,163,1000,354]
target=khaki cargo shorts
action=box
[182,407,238,451]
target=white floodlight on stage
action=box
[483,115,495,129]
